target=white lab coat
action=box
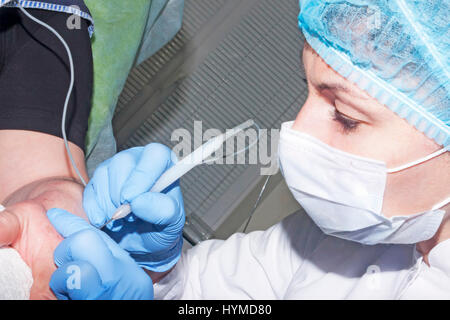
[154,211,450,299]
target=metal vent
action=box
[115,0,227,114]
[113,0,308,243]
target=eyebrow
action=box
[316,82,368,100]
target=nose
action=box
[291,96,334,145]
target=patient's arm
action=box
[0,130,88,299]
[0,130,88,203]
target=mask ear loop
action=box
[387,145,449,174]
[432,197,450,211]
[386,145,449,212]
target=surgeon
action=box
[49,0,450,299]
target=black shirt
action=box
[2,0,93,36]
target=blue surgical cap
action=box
[298,0,450,147]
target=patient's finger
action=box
[50,260,104,300]
[0,208,20,247]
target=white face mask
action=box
[278,121,450,245]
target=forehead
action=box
[302,44,370,100]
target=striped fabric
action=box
[0,0,94,36]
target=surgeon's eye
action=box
[332,109,360,133]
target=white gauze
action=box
[0,205,34,300]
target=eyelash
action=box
[332,109,360,133]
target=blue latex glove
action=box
[47,208,154,300]
[83,143,185,272]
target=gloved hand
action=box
[47,208,154,300]
[83,143,185,272]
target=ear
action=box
[0,207,20,247]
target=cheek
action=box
[16,209,63,265]
[383,167,423,217]
[382,155,450,217]
[25,213,62,300]
[292,95,423,164]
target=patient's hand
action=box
[0,179,86,300]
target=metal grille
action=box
[113,0,308,241]
[115,0,227,114]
